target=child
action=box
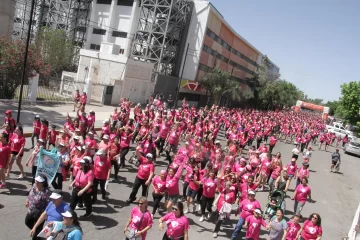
[265,199,277,219]
[48,125,57,150]
[243,209,267,240]
[286,215,301,240]
[39,119,49,143]
[30,115,41,149]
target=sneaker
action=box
[18,174,24,179]
[5,175,10,180]
[199,216,204,222]
[184,209,189,214]
[0,183,6,189]
[75,205,85,210]
[330,169,333,172]
[81,212,93,218]
[213,233,218,238]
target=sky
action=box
[210,0,360,102]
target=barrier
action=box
[345,203,360,240]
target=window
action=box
[117,0,133,6]
[119,48,125,54]
[112,31,127,38]
[97,0,112,4]
[209,31,216,40]
[90,44,101,51]
[76,26,87,32]
[92,28,106,35]
[14,17,22,23]
[105,86,114,94]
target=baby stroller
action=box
[264,190,286,219]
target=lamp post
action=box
[174,43,190,108]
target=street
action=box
[0,115,359,239]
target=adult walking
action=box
[25,175,51,240]
[6,126,26,179]
[124,197,153,240]
[330,148,341,172]
[26,139,46,184]
[199,169,217,222]
[268,209,288,240]
[0,132,11,188]
[126,150,155,203]
[159,202,189,240]
[151,170,167,217]
[92,149,111,203]
[45,210,83,240]
[297,213,322,240]
[291,177,312,217]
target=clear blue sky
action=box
[210,0,360,102]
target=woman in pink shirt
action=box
[118,127,133,168]
[92,149,111,203]
[30,115,41,149]
[285,158,298,188]
[6,126,26,179]
[296,162,310,187]
[297,213,322,240]
[151,170,167,217]
[291,177,312,217]
[159,202,189,240]
[69,157,94,217]
[165,125,181,164]
[165,162,185,212]
[0,133,11,188]
[199,169,217,222]
[184,165,201,214]
[243,209,267,240]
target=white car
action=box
[344,139,360,157]
[328,128,356,141]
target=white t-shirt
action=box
[292,148,300,155]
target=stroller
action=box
[264,190,286,219]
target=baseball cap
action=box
[5,110,12,115]
[248,190,256,195]
[185,141,189,145]
[75,128,81,132]
[254,209,261,214]
[103,119,110,124]
[102,134,109,140]
[35,115,40,118]
[34,175,45,183]
[37,139,45,143]
[90,110,95,113]
[88,131,94,135]
[146,153,153,158]
[96,149,106,155]
[58,142,65,147]
[291,158,296,161]
[74,136,80,140]
[61,211,73,218]
[215,140,220,144]
[59,129,65,133]
[50,190,63,199]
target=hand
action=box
[30,229,36,237]
[159,222,164,231]
[135,231,142,237]
[69,185,73,190]
[77,190,84,196]
[145,181,150,186]
[25,199,29,208]
[243,225,248,229]
[123,228,127,234]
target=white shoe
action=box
[18,174,24,179]
[213,233,218,238]
[184,209,189,214]
[199,216,204,222]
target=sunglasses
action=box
[138,202,145,206]
[172,207,179,211]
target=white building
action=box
[0,0,15,39]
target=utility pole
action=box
[175,43,190,108]
[17,0,36,124]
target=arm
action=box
[30,212,47,236]
[184,230,189,240]
[282,229,288,240]
[136,225,152,237]
[123,217,132,233]
[78,180,93,196]
[146,172,154,185]
[274,176,281,189]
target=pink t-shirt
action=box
[239,199,261,219]
[120,132,133,148]
[10,134,26,153]
[216,188,235,212]
[240,183,258,201]
[75,170,94,192]
[301,220,322,240]
[0,143,11,168]
[162,212,190,239]
[168,130,180,145]
[297,167,309,180]
[137,156,155,180]
[188,172,200,191]
[152,175,166,193]
[295,184,311,203]
[260,159,272,176]
[33,121,41,134]
[101,125,110,135]
[129,207,153,240]
[245,215,267,240]
[93,156,111,180]
[286,221,301,240]
[286,162,298,175]
[201,177,217,198]
[165,166,183,195]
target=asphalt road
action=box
[0,131,359,240]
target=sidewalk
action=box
[0,102,133,134]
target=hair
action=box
[248,175,254,181]
[68,210,83,233]
[82,162,91,173]
[301,177,309,184]
[175,202,184,217]
[138,196,148,208]
[277,209,284,215]
[308,213,321,226]
[38,174,49,189]
[16,126,24,135]
[1,132,9,142]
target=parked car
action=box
[328,128,356,141]
[344,139,360,157]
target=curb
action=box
[23,127,102,138]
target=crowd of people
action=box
[0,94,345,240]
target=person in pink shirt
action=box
[0,133,11,188]
[243,209,267,240]
[87,110,96,132]
[297,213,322,240]
[73,89,80,111]
[79,91,87,108]
[269,135,278,153]
[231,190,261,239]
[69,157,94,217]
[286,215,301,240]
[119,127,134,168]
[239,175,259,202]
[30,115,41,149]
[199,168,217,222]
[285,158,298,187]
[100,119,111,139]
[98,134,110,153]
[151,170,167,217]
[84,132,97,157]
[291,177,312,217]
[126,150,155,203]
[124,197,153,240]
[6,126,26,179]
[184,165,201,214]
[92,149,111,203]
[296,162,310,187]
[159,202,189,240]
[165,125,181,164]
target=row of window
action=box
[198,63,248,85]
[206,28,258,67]
[93,28,128,38]
[90,44,125,54]
[202,45,255,75]
[97,0,134,6]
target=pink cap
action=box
[160,170,167,175]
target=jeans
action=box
[111,160,119,179]
[294,200,305,215]
[31,166,37,185]
[152,193,164,215]
[120,147,129,167]
[200,196,214,215]
[31,133,39,147]
[231,217,245,239]
[296,177,301,187]
[196,186,203,202]
[182,181,189,199]
[25,211,44,240]
[51,172,63,190]
[268,176,276,194]
[93,178,106,201]
[159,137,166,154]
[70,188,92,215]
[129,176,148,200]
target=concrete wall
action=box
[0,0,15,39]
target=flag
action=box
[36,148,61,184]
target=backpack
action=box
[54,227,80,240]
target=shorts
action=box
[332,160,338,165]
[288,174,294,180]
[186,188,197,199]
[165,194,179,203]
[11,151,23,157]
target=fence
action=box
[345,203,360,240]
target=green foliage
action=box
[325,100,339,116]
[336,81,360,125]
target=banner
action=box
[36,148,61,184]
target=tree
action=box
[325,100,339,116]
[336,81,360,126]
[0,38,50,99]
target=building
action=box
[0,0,15,39]
[177,0,280,106]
